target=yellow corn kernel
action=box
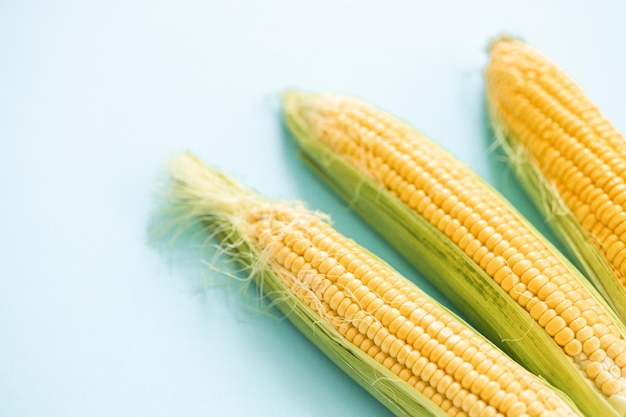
[249,207,578,416]
[485,37,626,329]
[166,152,583,417]
[284,91,626,416]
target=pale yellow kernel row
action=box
[489,95,626,290]
[297,95,626,400]
[246,206,572,415]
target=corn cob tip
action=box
[487,34,524,52]
[282,90,327,147]
[282,89,303,104]
[166,151,268,224]
[282,90,300,115]
[168,151,201,174]
[282,89,316,115]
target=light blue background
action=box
[2,1,625,416]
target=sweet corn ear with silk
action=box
[283,90,626,416]
[486,37,626,328]
[164,152,582,417]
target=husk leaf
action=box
[488,104,626,328]
[165,152,449,417]
[283,91,615,416]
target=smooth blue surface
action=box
[1,1,625,416]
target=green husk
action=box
[164,152,448,417]
[283,91,619,416]
[488,106,626,327]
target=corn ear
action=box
[485,36,626,327]
[283,90,626,416]
[162,152,582,417]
